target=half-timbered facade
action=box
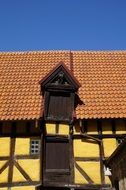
[0,50,126,190]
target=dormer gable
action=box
[40,62,81,122]
[40,62,80,92]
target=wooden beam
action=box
[37,183,110,189]
[0,156,9,160]
[0,155,39,160]
[0,133,41,137]
[40,132,44,185]
[99,141,105,185]
[82,120,87,133]
[8,137,16,184]
[112,120,116,134]
[56,122,59,134]
[73,133,126,139]
[26,121,31,134]
[69,127,74,183]
[97,120,102,135]
[75,162,94,184]
[0,181,39,188]
[79,133,101,143]
[14,160,32,182]
[15,155,40,159]
[0,122,3,135]
[75,157,100,162]
[0,160,10,174]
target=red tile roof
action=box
[0,50,126,120]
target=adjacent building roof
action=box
[0,50,126,120]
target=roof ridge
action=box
[0,50,70,55]
[0,50,126,55]
[71,50,126,53]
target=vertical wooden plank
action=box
[97,119,105,184]
[11,121,17,137]
[0,121,3,135]
[124,119,126,131]
[69,123,74,184]
[56,122,59,134]
[112,120,116,134]
[8,138,16,183]
[8,122,16,184]
[39,118,46,186]
[70,93,75,122]
[40,132,43,185]
[26,121,31,134]
[44,91,50,120]
[82,119,87,133]
[97,120,102,135]
[99,141,105,185]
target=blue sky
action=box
[0,0,126,51]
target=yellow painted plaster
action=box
[12,186,35,190]
[0,188,8,190]
[59,124,69,135]
[105,176,111,184]
[74,139,99,157]
[0,161,8,169]
[15,138,30,155]
[103,138,117,157]
[0,167,9,183]
[12,166,26,182]
[116,120,126,134]
[102,120,112,134]
[74,167,88,184]
[46,123,69,135]
[76,161,101,184]
[0,137,10,156]
[77,162,101,184]
[18,159,40,181]
[46,123,55,134]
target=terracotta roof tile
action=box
[0,50,126,120]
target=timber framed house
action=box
[0,50,126,190]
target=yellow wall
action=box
[105,176,111,184]
[46,123,69,135]
[15,138,30,155]
[74,139,99,157]
[0,137,40,187]
[12,187,35,190]
[0,167,8,183]
[0,119,126,188]
[0,137,10,156]
[0,187,35,190]
[75,161,101,184]
[18,159,40,181]
[46,123,56,134]
[74,139,101,184]
[103,138,117,157]
[13,166,26,182]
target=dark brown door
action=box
[43,137,70,185]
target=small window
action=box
[116,138,124,146]
[30,139,40,154]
